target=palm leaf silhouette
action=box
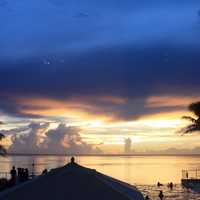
[181,102,200,134]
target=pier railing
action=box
[182,169,200,179]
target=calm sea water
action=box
[1,155,200,199]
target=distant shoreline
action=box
[5,153,200,157]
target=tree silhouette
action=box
[0,133,6,156]
[181,102,200,134]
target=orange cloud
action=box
[140,110,189,120]
[146,96,200,108]
[16,97,114,122]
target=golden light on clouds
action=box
[3,95,200,154]
[142,119,182,128]
[16,97,112,122]
[1,135,12,149]
[147,95,200,108]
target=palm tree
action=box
[181,102,200,134]
[0,133,6,156]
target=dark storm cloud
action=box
[0,0,200,120]
[1,45,200,97]
[0,45,200,120]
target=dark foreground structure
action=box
[0,159,144,200]
[181,169,200,192]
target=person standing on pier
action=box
[10,166,17,185]
[186,171,189,179]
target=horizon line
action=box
[6,153,200,157]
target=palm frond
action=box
[180,124,200,134]
[180,102,200,134]
[189,102,200,117]
[182,116,196,122]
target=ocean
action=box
[1,155,200,199]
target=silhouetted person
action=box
[145,195,151,200]
[25,168,29,180]
[169,182,173,190]
[10,166,17,185]
[71,157,75,164]
[157,182,163,187]
[17,168,22,181]
[19,168,25,181]
[158,190,164,200]
[17,168,20,177]
[167,183,170,188]
[32,161,35,177]
[186,171,189,179]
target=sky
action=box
[1,0,200,154]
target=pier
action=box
[182,169,200,191]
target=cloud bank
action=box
[5,123,101,154]
[0,45,200,121]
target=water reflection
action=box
[1,155,200,199]
[1,155,200,184]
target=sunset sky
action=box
[1,0,200,154]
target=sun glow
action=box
[89,120,103,128]
[143,119,182,128]
[2,94,199,154]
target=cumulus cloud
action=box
[9,122,49,153]
[43,124,101,154]
[7,122,102,154]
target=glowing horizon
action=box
[1,95,200,154]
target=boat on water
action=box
[0,157,144,200]
[181,169,200,192]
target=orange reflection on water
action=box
[1,155,200,185]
